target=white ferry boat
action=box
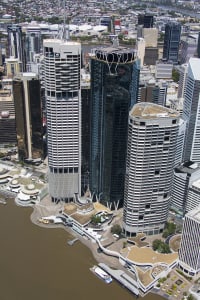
[91,265,113,284]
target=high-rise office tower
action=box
[179,207,200,276]
[43,39,81,202]
[7,24,26,71]
[197,32,200,58]
[123,103,179,236]
[143,28,158,48]
[90,44,135,209]
[138,15,154,28]
[180,35,198,64]
[163,22,181,64]
[81,71,91,194]
[177,64,188,99]
[186,178,200,213]
[183,58,200,162]
[24,24,41,72]
[174,118,186,166]
[136,38,145,67]
[13,73,43,161]
[0,85,16,144]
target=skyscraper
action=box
[43,39,81,202]
[163,22,181,64]
[90,44,135,209]
[179,206,200,276]
[7,24,26,71]
[123,103,179,236]
[13,73,43,161]
[183,58,200,162]
[197,32,200,58]
[138,15,154,28]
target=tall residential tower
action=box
[43,39,81,202]
[123,103,179,236]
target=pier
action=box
[67,238,79,246]
[98,263,139,297]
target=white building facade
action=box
[123,103,179,236]
[43,39,81,202]
[183,58,200,163]
[179,207,200,276]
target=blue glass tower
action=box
[163,22,181,64]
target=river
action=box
[0,200,164,300]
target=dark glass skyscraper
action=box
[138,15,154,28]
[13,73,43,161]
[163,22,181,64]
[90,45,135,209]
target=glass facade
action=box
[90,46,135,208]
[13,75,43,160]
[163,22,181,64]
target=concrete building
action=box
[13,73,43,161]
[163,22,181,64]
[144,47,159,66]
[136,38,145,67]
[155,61,173,79]
[123,103,179,236]
[143,28,158,48]
[180,34,198,64]
[5,57,22,77]
[183,58,200,162]
[179,207,200,276]
[187,179,200,213]
[43,39,81,202]
[174,118,186,167]
[171,162,200,215]
[90,44,135,209]
[177,64,188,99]
[0,85,16,144]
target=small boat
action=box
[0,199,6,205]
[91,265,112,284]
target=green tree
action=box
[152,239,171,253]
[172,69,180,83]
[152,239,162,251]
[91,215,101,224]
[111,224,122,235]
[162,222,176,238]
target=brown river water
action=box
[0,201,164,300]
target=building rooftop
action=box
[191,179,200,190]
[130,103,178,119]
[43,38,80,46]
[187,206,200,222]
[189,58,200,81]
[175,161,200,175]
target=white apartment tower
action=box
[43,39,81,202]
[123,103,179,236]
[179,207,200,276]
[183,58,200,162]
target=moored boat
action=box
[91,265,112,284]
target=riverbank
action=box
[30,196,124,270]
[29,196,170,299]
